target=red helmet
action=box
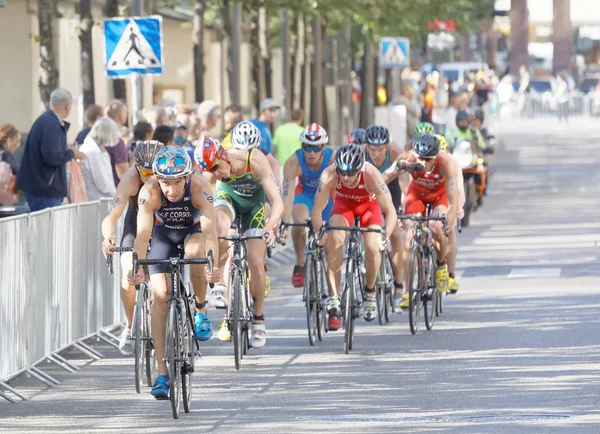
[194,136,227,171]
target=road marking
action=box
[507,268,561,279]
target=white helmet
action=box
[299,123,329,146]
[230,121,262,150]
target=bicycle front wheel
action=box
[233,268,244,370]
[134,284,144,394]
[316,257,328,341]
[145,288,156,387]
[343,259,356,354]
[408,248,422,335]
[423,252,436,331]
[304,255,318,346]
[167,302,181,419]
[182,293,195,413]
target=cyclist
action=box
[280,123,335,287]
[414,121,435,137]
[397,134,459,293]
[195,135,283,348]
[363,125,407,308]
[438,134,464,293]
[311,144,398,329]
[129,146,220,400]
[347,128,367,146]
[101,140,164,356]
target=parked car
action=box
[577,76,600,94]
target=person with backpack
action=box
[0,123,21,206]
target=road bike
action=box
[280,219,328,345]
[321,218,384,354]
[132,247,213,419]
[219,217,270,370]
[400,206,447,334]
[107,247,155,393]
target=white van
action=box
[439,62,489,88]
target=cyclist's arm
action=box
[282,154,301,223]
[475,129,487,150]
[440,153,459,230]
[266,152,281,191]
[453,155,465,211]
[311,166,336,233]
[365,164,398,238]
[133,180,159,261]
[191,175,218,260]
[202,170,218,188]
[101,168,138,241]
[252,150,284,233]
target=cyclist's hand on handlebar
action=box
[316,231,328,247]
[102,236,117,259]
[128,267,144,286]
[278,223,288,245]
[409,162,426,172]
[263,230,276,246]
[205,266,221,284]
[379,232,390,252]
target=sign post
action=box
[104,16,164,124]
[379,37,410,103]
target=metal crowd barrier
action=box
[0,199,124,402]
[518,93,596,118]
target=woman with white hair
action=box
[80,117,119,200]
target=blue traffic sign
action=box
[104,17,163,77]
[379,37,410,68]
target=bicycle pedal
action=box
[214,305,227,310]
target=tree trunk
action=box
[37,0,59,107]
[257,6,267,104]
[249,2,259,111]
[193,0,206,103]
[79,0,95,108]
[222,0,234,103]
[299,15,307,112]
[289,12,297,108]
[105,0,126,101]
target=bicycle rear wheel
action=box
[424,252,436,331]
[182,294,195,413]
[304,255,318,346]
[343,259,356,354]
[384,253,395,320]
[134,284,144,394]
[167,302,181,419]
[376,252,386,326]
[436,289,443,316]
[408,248,422,335]
[233,269,244,370]
[316,257,327,341]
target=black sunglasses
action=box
[336,168,359,177]
[302,144,323,153]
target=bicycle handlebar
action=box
[106,247,134,274]
[398,214,449,236]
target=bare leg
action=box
[120,252,137,326]
[150,273,170,376]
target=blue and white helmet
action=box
[230,121,262,150]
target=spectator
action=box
[496,75,514,122]
[0,123,21,206]
[517,65,530,117]
[220,104,244,148]
[188,111,202,144]
[396,83,420,144]
[153,125,175,146]
[132,121,154,143]
[251,98,279,155]
[75,104,103,145]
[174,121,195,161]
[554,74,569,123]
[104,100,131,186]
[16,88,86,211]
[272,108,304,166]
[80,117,119,200]
[197,100,221,136]
[444,94,460,142]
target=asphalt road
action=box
[1,117,599,433]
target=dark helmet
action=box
[348,128,367,145]
[412,134,441,159]
[134,140,164,169]
[365,125,391,145]
[335,144,365,173]
[473,108,485,122]
[456,109,470,131]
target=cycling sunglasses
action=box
[302,144,324,153]
[336,167,359,177]
[138,166,153,177]
[208,147,225,172]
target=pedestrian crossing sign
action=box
[379,37,410,68]
[104,16,163,77]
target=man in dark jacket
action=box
[16,88,87,212]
